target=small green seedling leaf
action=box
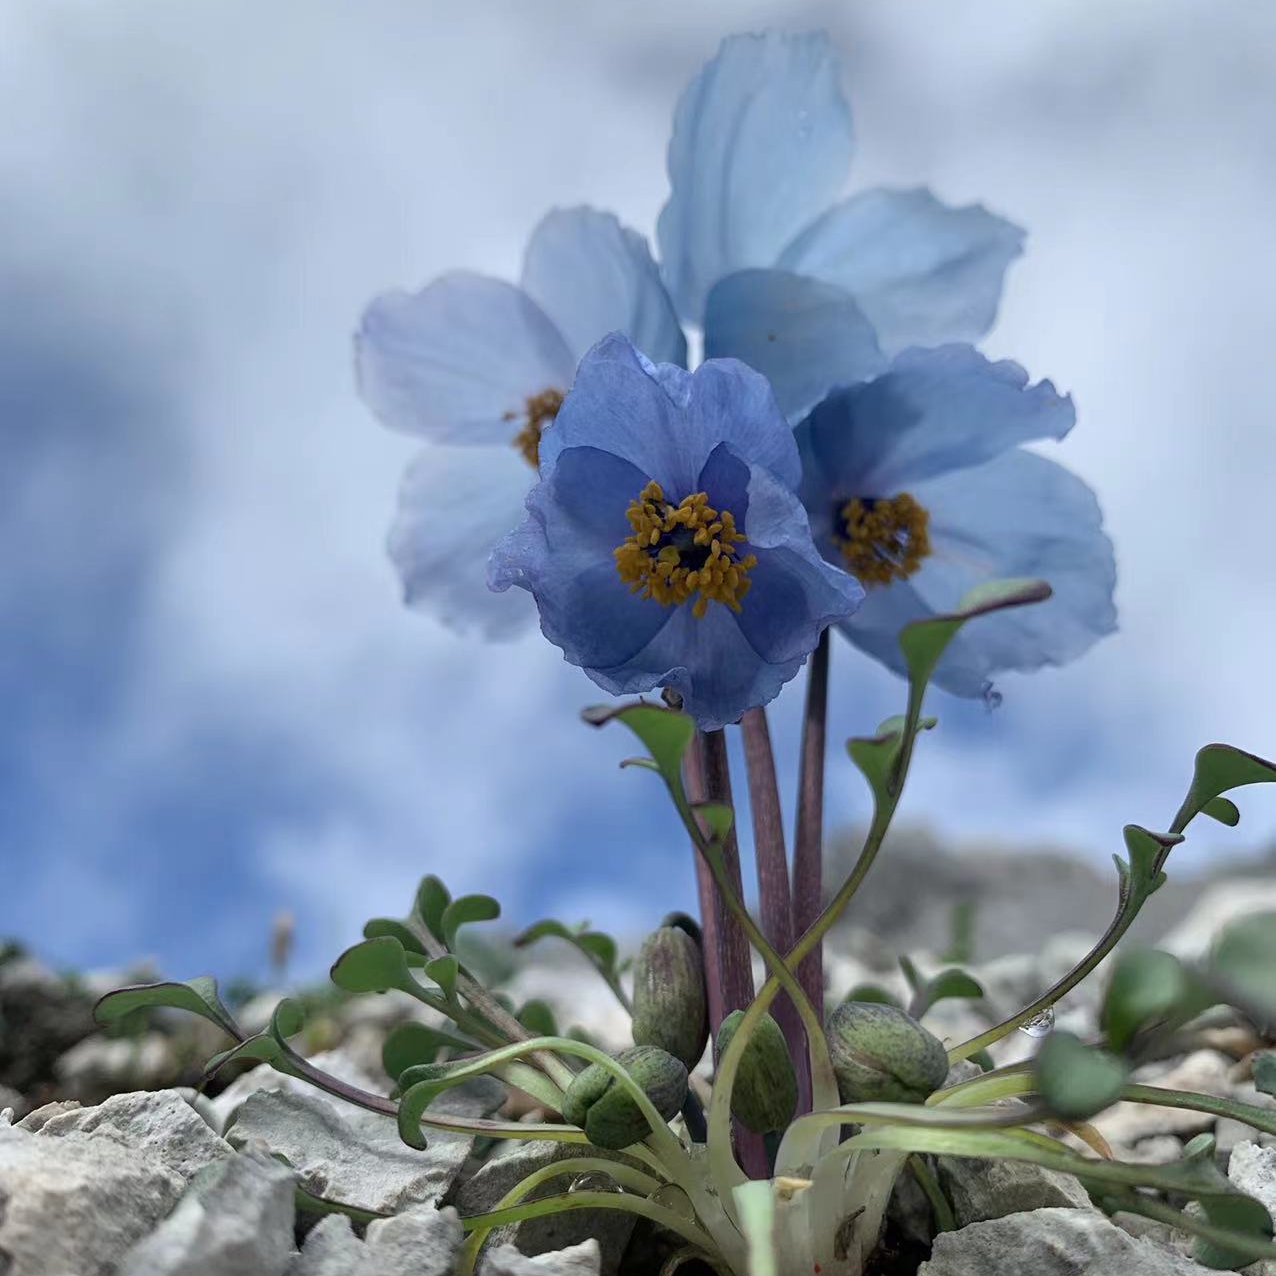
[691,801,734,843]
[1102,948,1191,1053]
[203,1033,282,1081]
[330,937,414,995]
[841,983,902,1009]
[382,1022,476,1082]
[922,969,985,1011]
[897,579,1052,690]
[1201,797,1242,828]
[514,919,619,981]
[414,876,451,943]
[1195,1189,1275,1269]
[1115,825,1180,905]
[269,997,306,1042]
[424,955,460,1000]
[1035,1030,1128,1121]
[362,918,428,956]
[441,895,500,953]
[1176,744,1276,830]
[1210,912,1276,1024]
[517,999,558,1037]
[583,702,696,785]
[294,1182,389,1225]
[94,976,242,1041]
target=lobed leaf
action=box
[1035,1031,1128,1121]
[1176,745,1276,831]
[582,702,695,785]
[330,937,414,996]
[94,976,242,1041]
[441,896,500,952]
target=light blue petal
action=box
[488,444,671,668]
[357,272,575,445]
[658,31,854,324]
[389,442,536,639]
[840,449,1116,697]
[795,345,1075,512]
[778,187,1025,354]
[593,603,800,733]
[521,207,687,368]
[541,334,800,496]
[704,269,885,422]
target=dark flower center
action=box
[834,492,931,587]
[614,481,756,618]
[509,387,564,468]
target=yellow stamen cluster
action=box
[509,387,565,468]
[835,492,931,587]
[614,481,757,619]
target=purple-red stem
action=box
[682,739,725,1038]
[792,630,830,1023]
[739,707,810,1111]
[698,727,770,1179]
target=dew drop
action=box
[1018,1006,1055,1038]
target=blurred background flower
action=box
[3,0,1274,981]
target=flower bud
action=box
[561,1044,688,1150]
[715,1009,798,1134]
[825,1001,949,1104]
[631,924,709,1069]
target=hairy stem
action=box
[684,738,726,1041]
[792,630,829,1023]
[739,707,808,1108]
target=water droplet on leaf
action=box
[1018,1006,1055,1038]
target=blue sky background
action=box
[3,1,1274,981]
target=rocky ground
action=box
[2,841,1276,1276]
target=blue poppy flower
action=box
[489,334,864,730]
[793,345,1117,698]
[356,207,686,638]
[659,31,1025,421]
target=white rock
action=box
[1229,1141,1276,1216]
[119,1146,296,1276]
[287,1214,366,1274]
[935,1156,1091,1226]
[1126,1135,1185,1164]
[25,1088,232,1181]
[918,1207,1220,1274]
[483,1239,602,1276]
[363,1205,464,1275]
[1161,881,1276,961]
[226,1085,481,1213]
[0,1121,185,1276]
[285,1205,463,1275]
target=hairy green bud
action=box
[826,1001,949,1104]
[715,1009,798,1134]
[631,924,709,1068]
[561,1044,688,1150]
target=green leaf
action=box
[1202,797,1241,828]
[294,1182,388,1225]
[841,983,902,1009]
[441,895,500,952]
[203,1033,282,1080]
[1035,1030,1128,1120]
[691,801,734,843]
[582,702,695,785]
[517,999,558,1037]
[897,579,1052,690]
[1102,948,1191,1052]
[1254,1052,1276,1099]
[381,1022,476,1082]
[513,920,618,979]
[270,997,306,1041]
[1210,912,1276,1022]
[1178,744,1276,830]
[424,955,460,1000]
[1195,1189,1275,1269]
[94,976,241,1040]
[329,937,414,995]
[414,876,451,942]
[362,917,428,956]
[898,955,923,995]
[1115,825,1179,905]
[846,727,904,801]
[921,969,985,1012]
